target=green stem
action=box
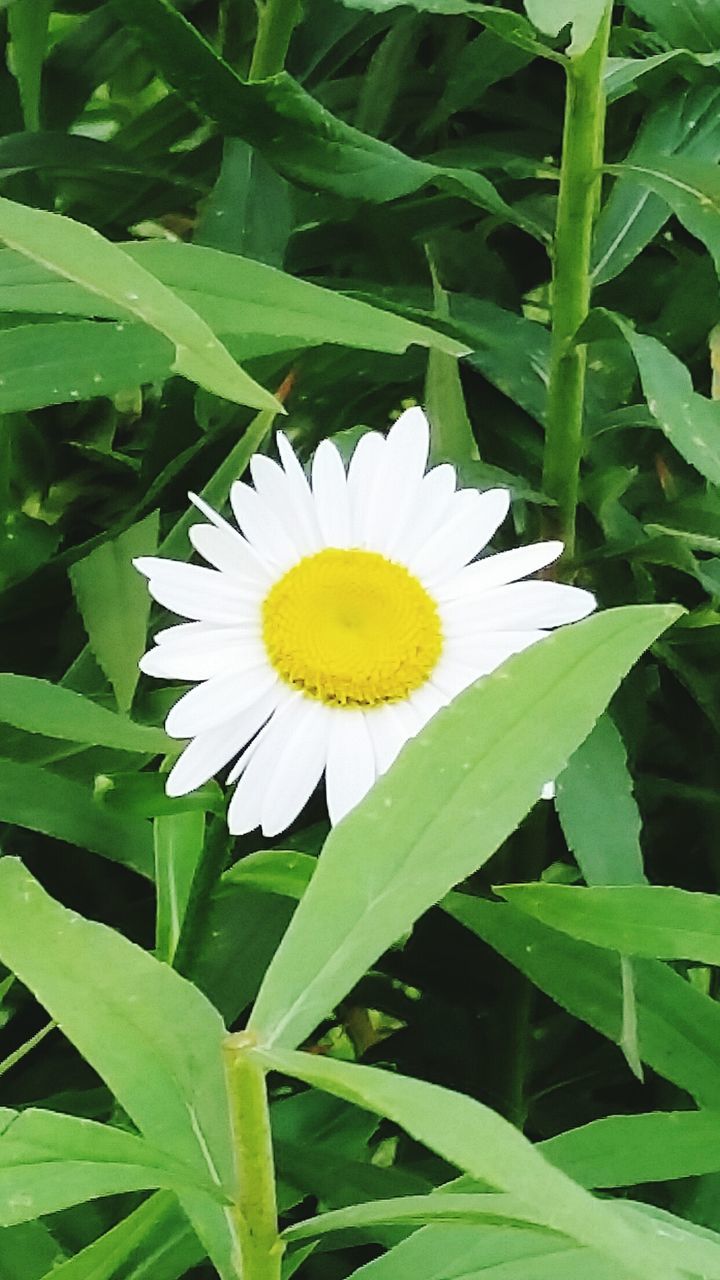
[542,5,612,561]
[248,0,301,79]
[223,1032,283,1280]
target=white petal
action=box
[260,700,330,836]
[250,450,320,556]
[325,711,377,825]
[311,439,352,547]
[165,666,277,738]
[140,633,263,681]
[165,685,281,797]
[230,480,301,568]
[361,409,430,552]
[227,695,305,835]
[346,432,385,545]
[430,654,480,699]
[408,681,448,725]
[277,432,323,551]
[541,780,556,800]
[389,464,457,564]
[134,558,257,625]
[409,488,510,586]
[444,629,547,675]
[443,581,596,632]
[364,704,413,776]
[188,523,271,583]
[435,541,564,602]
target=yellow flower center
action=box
[262,548,442,707]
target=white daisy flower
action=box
[135,408,595,836]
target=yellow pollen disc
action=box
[262,548,442,708]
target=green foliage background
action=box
[1,1,720,1277]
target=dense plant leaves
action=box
[69,512,159,713]
[542,1110,720,1188]
[0,861,237,1278]
[445,896,720,1107]
[624,0,720,53]
[610,154,720,281]
[556,714,646,885]
[41,1191,203,1280]
[255,1046,684,1280]
[248,606,681,1051]
[0,196,278,410]
[0,1106,222,1224]
[338,0,559,60]
[587,309,720,484]
[0,1222,63,1280]
[0,760,154,877]
[7,0,52,132]
[498,883,720,964]
[0,674,170,752]
[110,0,541,235]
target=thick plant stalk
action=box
[542,5,612,561]
[223,1031,283,1280]
[249,0,301,79]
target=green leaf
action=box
[609,154,720,279]
[445,895,720,1107]
[338,0,559,60]
[424,259,478,465]
[110,0,542,237]
[556,714,646,885]
[0,1106,223,1224]
[248,605,682,1052]
[498,883,720,965]
[8,0,52,131]
[624,0,720,53]
[541,1110,720,1188]
[0,1222,63,1280]
[0,760,154,878]
[587,309,720,485]
[523,0,608,55]
[255,1046,684,1280]
[0,196,279,411]
[41,1191,203,1280]
[223,849,316,900]
[154,810,206,965]
[593,84,720,285]
[0,861,237,1278]
[0,674,171,753]
[0,321,173,413]
[69,512,159,713]
[282,1192,587,1239]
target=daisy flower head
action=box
[135,408,595,836]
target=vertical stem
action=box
[542,5,612,561]
[248,0,301,79]
[223,1032,283,1280]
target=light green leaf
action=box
[445,895,720,1107]
[0,1106,223,1225]
[556,714,646,885]
[283,1192,571,1239]
[0,861,237,1279]
[248,605,682,1051]
[223,849,316,900]
[541,1110,720,1189]
[41,1191,203,1280]
[624,0,720,53]
[498,883,720,965]
[347,1225,618,1280]
[0,196,278,410]
[523,0,608,55]
[69,512,159,713]
[0,242,466,358]
[424,258,478,466]
[0,760,154,877]
[8,0,52,131]
[0,674,170,753]
[154,810,206,965]
[255,1046,683,1280]
[0,321,173,413]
